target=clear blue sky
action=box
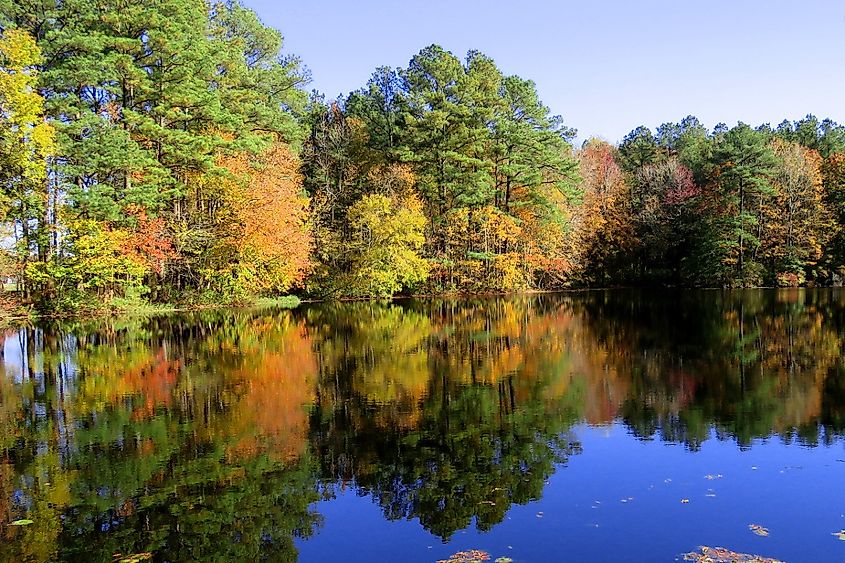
[243,0,845,143]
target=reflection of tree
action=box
[568,289,845,448]
[0,311,322,562]
[2,290,845,557]
[308,298,583,539]
[305,302,434,430]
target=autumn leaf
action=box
[748,524,770,537]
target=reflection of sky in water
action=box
[299,423,845,563]
[3,331,24,384]
[3,330,78,391]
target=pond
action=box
[1,289,844,562]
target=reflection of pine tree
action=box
[308,297,583,539]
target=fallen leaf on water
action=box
[437,550,490,563]
[683,546,784,563]
[681,499,690,504]
[749,524,770,537]
[536,511,544,518]
[704,474,723,480]
[832,530,845,541]
[494,559,513,563]
[112,554,153,563]
[10,519,33,526]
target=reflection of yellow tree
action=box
[6,449,75,563]
[423,298,579,413]
[0,341,76,561]
[311,299,584,434]
[0,461,13,544]
[0,361,22,452]
[309,297,585,539]
[310,303,433,430]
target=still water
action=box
[1,289,844,562]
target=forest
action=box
[2,0,845,313]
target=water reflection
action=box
[0,289,843,560]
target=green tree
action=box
[706,123,777,286]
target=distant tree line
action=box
[1,1,845,311]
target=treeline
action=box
[2,2,845,311]
[580,117,845,287]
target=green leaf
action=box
[10,519,34,526]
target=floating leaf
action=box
[681,498,690,504]
[833,530,845,541]
[113,554,153,563]
[749,524,770,537]
[683,545,784,563]
[437,550,491,563]
[10,519,34,526]
[495,558,513,563]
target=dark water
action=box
[1,290,845,562]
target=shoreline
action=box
[3,285,842,327]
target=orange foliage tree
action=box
[760,140,828,285]
[570,140,635,284]
[210,143,312,297]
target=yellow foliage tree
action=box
[0,29,55,290]
[442,206,526,291]
[340,192,429,297]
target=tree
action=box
[820,153,845,281]
[398,45,498,226]
[346,66,404,159]
[631,157,700,281]
[339,192,429,297]
[0,28,54,293]
[618,125,662,172]
[5,0,309,307]
[760,140,828,285]
[707,123,777,286]
[206,143,312,298]
[571,139,635,284]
